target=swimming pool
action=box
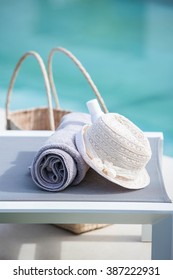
[0,0,173,156]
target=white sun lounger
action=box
[0,130,172,259]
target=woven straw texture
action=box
[55,224,109,234]
[7,107,70,130]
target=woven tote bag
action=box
[6,47,109,234]
[54,224,109,234]
[47,47,109,234]
[5,51,70,131]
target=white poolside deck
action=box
[0,109,172,260]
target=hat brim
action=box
[75,125,150,190]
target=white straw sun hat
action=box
[75,99,152,189]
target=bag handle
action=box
[5,51,55,130]
[47,47,108,113]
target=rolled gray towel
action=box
[30,112,91,191]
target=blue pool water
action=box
[0,0,173,156]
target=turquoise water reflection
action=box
[0,0,172,155]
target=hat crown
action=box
[86,113,152,171]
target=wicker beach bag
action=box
[54,224,109,234]
[6,48,108,131]
[6,47,109,234]
[5,51,70,131]
[47,47,109,234]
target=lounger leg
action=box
[141,225,152,242]
[152,216,173,260]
